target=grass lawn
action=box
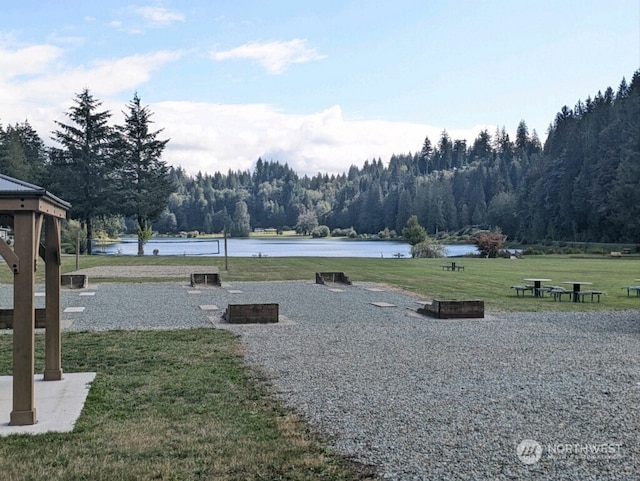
[0,330,375,481]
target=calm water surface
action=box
[94,237,478,258]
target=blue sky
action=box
[1,1,638,177]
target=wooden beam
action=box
[0,237,19,274]
[37,199,68,219]
[0,198,67,219]
[34,213,43,271]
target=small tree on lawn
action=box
[473,229,505,258]
[411,238,446,258]
[402,215,427,245]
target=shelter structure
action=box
[0,174,70,425]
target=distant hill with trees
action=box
[160,70,640,244]
[1,70,638,249]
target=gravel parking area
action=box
[1,280,638,479]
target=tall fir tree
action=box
[0,121,47,184]
[49,89,119,254]
[115,93,173,255]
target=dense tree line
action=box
[159,70,639,243]
[1,70,638,247]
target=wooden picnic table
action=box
[523,278,551,297]
[562,281,593,303]
[441,261,464,271]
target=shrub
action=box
[61,220,88,254]
[311,225,330,238]
[411,240,446,258]
[332,227,358,238]
[472,229,505,258]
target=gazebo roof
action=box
[0,174,70,219]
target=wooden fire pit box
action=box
[418,299,484,319]
[190,273,221,287]
[223,303,279,324]
[315,272,352,285]
[61,274,88,289]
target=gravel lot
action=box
[1,279,638,480]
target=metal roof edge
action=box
[0,174,71,210]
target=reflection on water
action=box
[94,237,477,258]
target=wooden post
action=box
[76,230,80,270]
[10,211,37,425]
[44,216,63,381]
[224,230,228,271]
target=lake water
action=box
[93,237,478,258]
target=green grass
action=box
[0,330,375,481]
[19,253,640,311]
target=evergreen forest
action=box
[1,70,639,245]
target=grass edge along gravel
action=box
[25,254,640,312]
[0,329,377,481]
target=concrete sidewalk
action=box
[0,372,96,436]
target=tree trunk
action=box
[137,215,146,256]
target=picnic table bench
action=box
[625,286,640,297]
[550,287,603,302]
[549,287,573,301]
[441,262,464,271]
[511,285,535,297]
[576,290,603,302]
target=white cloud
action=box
[212,39,327,74]
[0,44,63,80]
[0,42,483,179]
[152,102,488,177]
[0,44,182,141]
[109,5,185,33]
[0,43,65,120]
[135,6,185,26]
[4,48,182,102]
